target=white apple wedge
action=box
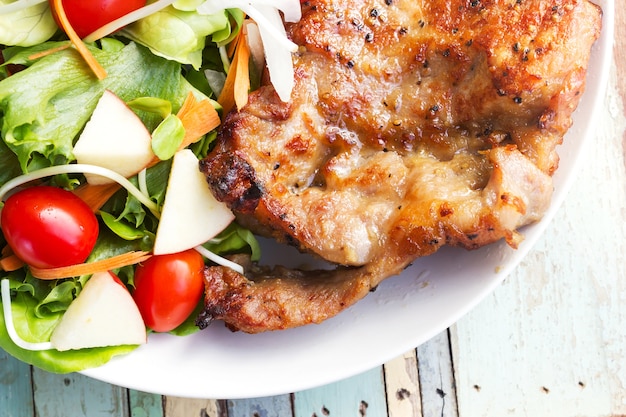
[50,271,147,352]
[73,90,155,185]
[153,149,235,255]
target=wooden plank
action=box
[129,390,164,417]
[383,349,422,417]
[163,397,222,417]
[227,395,292,417]
[32,369,129,417]
[615,0,626,107]
[450,63,626,416]
[416,330,458,417]
[615,0,626,170]
[0,352,34,417]
[293,367,387,417]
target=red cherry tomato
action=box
[132,250,205,333]
[51,0,147,38]
[1,186,99,269]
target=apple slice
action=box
[50,271,147,351]
[153,149,235,255]
[73,90,155,185]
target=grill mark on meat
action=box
[200,152,263,213]
[199,0,602,333]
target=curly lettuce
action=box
[120,6,243,69]
[0,0,57,46]
[0,38,203,174]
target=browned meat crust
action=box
[196,254,379,333]
[198,0,602,333]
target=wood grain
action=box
[417,331,459,417]
[0,349,33,417]
[615,3,625,100]
[228,396,292,417]
[383,349,422,417]
[163,397,221,417]
[32,369,129,417]
[293,367,388,416]
[616,2,626,167]
[129,390,164,417]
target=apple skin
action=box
[50,271,147,351]
[73,90,155,185]
[153,149,235,255]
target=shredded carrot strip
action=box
[176,93,221,149]
[218,69,236,114]
[29,251,152,280]
[177,91,197,119]
[0,255,24,272]
[218,29,251,114]
[72,182,121,212]
[233,32,251,111]
[27,43,71,61]
[226,31,239,58]
[51,0,107,80]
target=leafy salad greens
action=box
[0,0,299,373]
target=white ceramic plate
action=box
[82,0,614,399]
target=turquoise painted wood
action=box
[32,368,129,417]
[1,351,34,417]
[293,367,387,417]
[227,395,292,417]
[416,330,458,417]
[129,390,164,417]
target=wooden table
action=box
[2,4,624,417]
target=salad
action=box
[0,0,301,373]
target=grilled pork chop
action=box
[197,0,602,333]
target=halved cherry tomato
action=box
[50,0,147,38]
[1,186,99,269]
[132,250,205,333]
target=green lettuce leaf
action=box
[121,6,230,69]
[173,0,205,11]
[0,1,57,46]
[127,96,172,119]
[0,39,204,175]
[212,9,245,45]
[205,223,261,261]
[151,114,185,160]
[99,211,148,241]
[0,139,23,186]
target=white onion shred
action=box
[244,20,264,73]
[218,45,231,73]
[137,167,149,199]
[0,164,160,217]
[227,0,302,22]
[1,279,54,351]
[194,245,244,274]
[253,4,295,102]
[197,0,301,102]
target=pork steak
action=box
[197,0,602,333]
